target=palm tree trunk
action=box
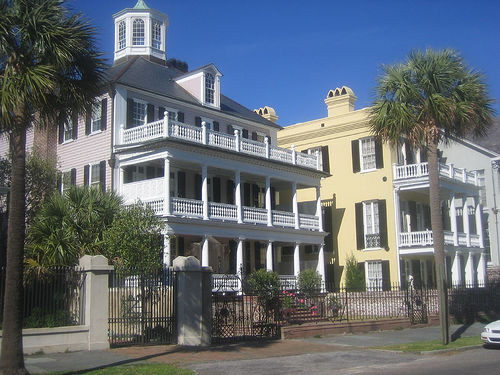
[0,128,29,375]
[427,140,449,345]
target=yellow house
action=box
[277,86,487,290]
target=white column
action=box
[236,238,244,276]
[201,235,209,267]
[464,252,475,287]
[163,234,171,266]
[451,251,463,286]
[315,186,323,232]
[475,198,484,248]
[266,176,272,227]
[234,129,240,152]
[119,166,124,196]
[164,158,171,215]
[235,170,242,224]
[201,121,207,144]
[202,165,208,220]
[292,181,299,229]
[266,241,273,271]
[477,252,487,286]
[293,243,301,277]
[393,188,402,284]
[316,243,326,292]
[463,197,471,247]
[264,136,270,158]
[450,194,458,246]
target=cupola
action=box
[112,0,170,65]
[324,86,357,117]
[254,106,278,123]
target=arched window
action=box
[132,19,145,46]
[205,73,215,104]
[118,21,126,50]
[152,20,161,49]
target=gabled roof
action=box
[103,57,280,128]
[466,117,500,155]
[174,63,222,81]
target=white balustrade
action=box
[272,210,296,228]
[398,230,433,247]
[171,197,203,218]
[242,206,268,224]
[470,234,481,247]
[296,152,318,169]
[208,130,236,150]
[240,138,266,157]
[121,177,164,202]
[270,146,293,164]
[144,198,164,215]
[122,120,165,144]
[208,202,238,221]
[299,214,319,230]
[394,162,481,186]
[168,121,203,143]
[457,232,468,246]
[443,230,455,245]
[279,275,297,291]
[212,274,240,293]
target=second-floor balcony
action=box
[393,162,482,187]
[118,118,322,171]
[399,230,482,249]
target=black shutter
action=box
[71,168,76,185]
[195,116,201,127]
[355,202,364,250]
[57,174,62,193]
[72,114,78,140]
[252,184,259,207]
[85,110,91,135]
[194,174,202,200]
[409,201,417,231]
[158,106,165,120]
[213,121,219,131]
[83,165,89,186]
[147,104,155,122]
[58,123,64,144]
[404,140,413,164]
[375,139,384,169]
[378,199,388,249]
[227,124,233,135]
[252,131,258,141]
[229,240,236,273]
[177,112,184,123]
[352,140,360,173]
[242,129,248,139]
[323,205,333,252]
[243,183,251,206]
[382,261,391,291]
[178,237,185,256]
[213,177,221,203]
[99,160,106,191]
[126,98,134,128]
[254,243,261,269]
[227,180,235,204]
[178,171,186,198]
[270,187,276,209]
[321,145,330,173]
[101,98,107,131]
[245,242,251,275]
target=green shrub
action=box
[344,253,365,291]
[297,269,322,298]
[246,269,281,309]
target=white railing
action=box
[212,274,240,293]
[242,206,268,225]
[272,210,295,228]
[444,230,454,245]
[299,214,319,230]
[240,138,266,158]
[279,275,297,291]
[143,198,164,215]
[171,197,203,218]
[458,232,467,246]
[122,119,165,144]
[121,177,164,202]
[118,119,322,171]
[399,230,433,247]
[208,202,237,221]
[393,162,480,186]
[470,234,481,247]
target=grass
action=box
[376,335,483,352]
[43,363,194,375]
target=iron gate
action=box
[108,267,176,347]
[407,285,429,324]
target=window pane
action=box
[205,73,215,104]
[152,21,161,49]
[361,138,376,170]
[64,119,74,141]
[132,101,146,127]
[91,101,102,132]
[90,164,100,186]
[118,21,126,50]
[132,19,145,46]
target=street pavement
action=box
[25,322,494,374]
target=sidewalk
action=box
[26,322,486,374]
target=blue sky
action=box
[69,0,500,126]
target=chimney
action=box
[254,106,278,123]
[324,86,357,117]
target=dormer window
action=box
[118,21,126,50]
[205,72,215,105]
[152,20,161,49]
[132,19,145,46]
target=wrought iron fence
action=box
[108,267,176,347]
[0,266,86,329]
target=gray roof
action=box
[103,57,281,129]
[465,117,500,155]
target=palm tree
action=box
[370,49,493,344]
[0,1,103,372]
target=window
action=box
[91,101,102,133]
[205,72,215,104]
[366,261,383,291]
[85,161,106,191]
[132,101,146,127]
[132,19,145,46]
[118,21,126,50]
[90,163,100,187]
[60,170,75,194]
[355,200,387,250]
[152,20,161,49]
[360,137,376,171]
[63,119,75,142]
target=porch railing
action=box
[243,206,268,225]
[272,210,295,228]
[399,230,482,248]
[171,197,203,218]
[118,119,322,171]
[393,162,480,186]
[209,202,238,221]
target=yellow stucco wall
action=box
[278,101,401,286]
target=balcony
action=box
[118,119,321,171]
[393,162,481,187]
[399,230,482,248]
